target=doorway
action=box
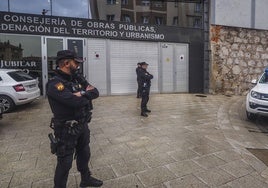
[161,43,189,93]
[41,37,85,95]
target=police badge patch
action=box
[55,82,64,91]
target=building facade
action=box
[7,0,267,96]
[0,1,205,96]
[90,0,203,28]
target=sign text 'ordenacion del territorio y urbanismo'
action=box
[0,13,165,41]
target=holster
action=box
[48,133,58,154]
[86,111,92,123]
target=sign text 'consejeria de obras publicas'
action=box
[0,13,165,41]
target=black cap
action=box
[56,50,84,63]
[140,62,148,66]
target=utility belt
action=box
[50,118,76,128]
[48,118,83,155]
[50,118,84,134]
[50,112,92,129]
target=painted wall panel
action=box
[212,0,251,28]
[87,38,107,95]
[255,0,268,30]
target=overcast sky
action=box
[0,0,90,18]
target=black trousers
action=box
[137,82,142,97]
[141,87,150,112]
[54,123,90,188]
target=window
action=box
[259,73,268,84]
[107,0,116,5]
[142,16,149,24]
[193,18,201,28]
[142,0,150,6]
[0,34,42,92]
[195,3,202,12]
[122,0,128,5]
[8,71,34,82]
[173,16,178,26]
[155,17,163,25]
[122,14,131,22]
[154,1,163,8]
[106,15,115,21]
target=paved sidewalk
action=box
[1,94,268,188]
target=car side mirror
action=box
[251,79,257,84]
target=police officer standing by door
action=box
[139,62,153,117]
[136,62,142,98]
[46,50,103,188]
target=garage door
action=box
[110,40,159,94]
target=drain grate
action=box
[247,148,268,166]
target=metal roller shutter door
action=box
[110,40,159,95]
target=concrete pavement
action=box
[1,94,268,187]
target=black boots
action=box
[141,112,148,117]
[145,109,151,113]
[141,108,151,117]
[80,172,103,187]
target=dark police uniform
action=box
[136,63,143,98]
[138,62,153,117]
[265,69,268,82]
[46,50,102,188]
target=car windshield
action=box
[7,71,34,82]
[259,73,268,84]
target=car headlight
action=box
[251,91,261,99]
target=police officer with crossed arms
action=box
[138,62,153,117]
[46,50,103,188]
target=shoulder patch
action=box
[55,82,65,91]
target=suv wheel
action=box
[246,111,257,121]
[0,95,15,113]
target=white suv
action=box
[246,68,268,120]
[0,69,40,112]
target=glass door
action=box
[42,37,65,95]
[42,37,85,95]
[67,39,85,74]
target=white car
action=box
[246,68,268,120]
[0,69,40,112]
[0,103,3,119]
